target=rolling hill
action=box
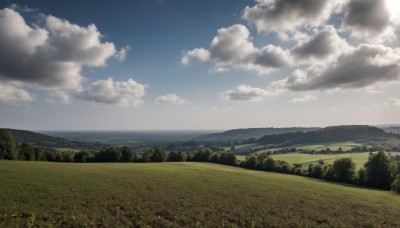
[382,126,400,134]
[257,125,400,146]
[0,161,399,227]
[2,128,108,150]
[195,127,318,141]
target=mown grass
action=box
[1,161,400,227]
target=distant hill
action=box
[195,127,318,141]
[381,126,400,135]
[257,125,399,145]
[2,128,108,150]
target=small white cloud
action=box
[115,45,130,62]
[46,90,71,104]
[222,85,269,101]
[0,81,35,105]
[181,48,210,65]
[290,94,318,103]
[155,94,188,104]
[74,78,146,107]
[385,98,400,108]
[9,3,37,13]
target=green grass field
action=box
[271,152,400,169]
[253,142,363,154]
[1,161,400,227]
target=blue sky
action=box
[0,0,400,130]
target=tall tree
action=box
[0,129,17,160]
[332,158,356,183]
[120,146,137,162]
[365,151,397,189]
[151,148,167,162]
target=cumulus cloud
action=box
[115,46,130,62]
[280,44,400,91]
[385,98,400,108]
[0,8,116,89]
[181,48,210,65]
[0,82,35,105]
[290,94,317,103]
[242,0,344,34]
[222,85,269,101]
[291,25,349,61]
[182,24,292,74]
[74,78,146,107]
[155,94,188,104]
[342,0,395,42]
[46,90,71,104]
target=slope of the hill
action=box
[258,125,399,145]
[196,127,318,141]
[0,161,399,227]
[1,128,107,150]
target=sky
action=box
[0,0,400,130]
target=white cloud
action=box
[385,98,400,108]
[242,0,345,34]
[46,90,71,104]
[362,98,400,112]
[0,8,116,89]
[155,94,188,104]
[280,44,400,91]
[182,24,292,74]
[115,46,130,62]
[0,82,35,105]
[181,48,210,65]
[222,85,269,101]
[291,25,349,62]
[9,3,37,13]
[74,78,146,107]
[342,0,398,42]
[290,94,317,103]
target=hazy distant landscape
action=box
[2,0,400,227]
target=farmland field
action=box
[1,161,400,227]
[270,152,400,169]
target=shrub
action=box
[322,164,334,181]
[391,174,400,193]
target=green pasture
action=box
[1,161,400,227]
[271,152,400,169]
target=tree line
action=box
[1,129,399,193]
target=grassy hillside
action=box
[196,127,317,141]
[2,128,107,150]
[1,162,400,227]
[270,152,400,169]
[258,125,399,146]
